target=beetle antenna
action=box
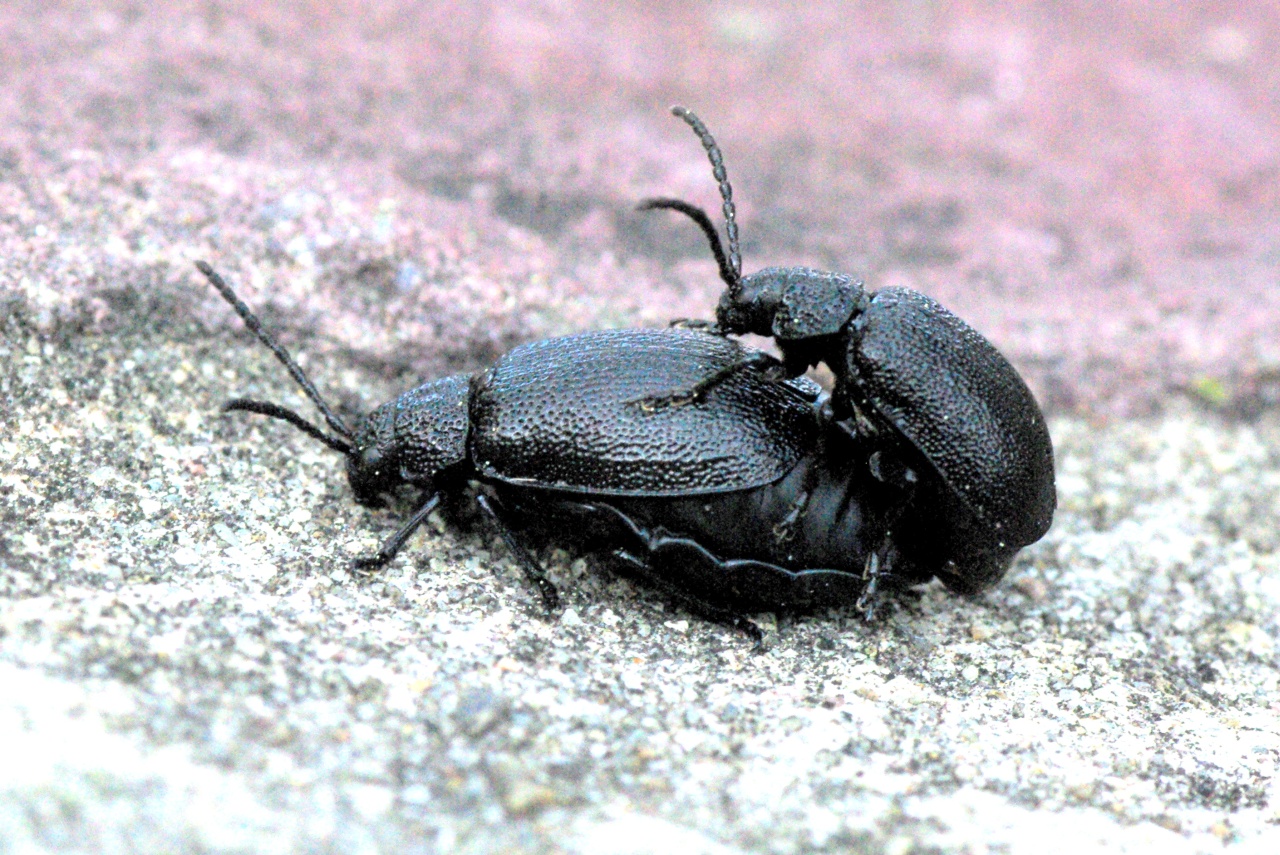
[222,398,354,455]
[635,197,737,290]
[195,261,356,450]
[669,105,742,291]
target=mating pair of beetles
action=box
[203,107,1056,641]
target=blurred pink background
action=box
[4,1,1279,415]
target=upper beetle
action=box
[638,106,1056,594]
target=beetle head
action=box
[346,402,402,507]
[718,267,867,347]
[638,109,866,346]
[350,375,473,505]
[714,268,782,335]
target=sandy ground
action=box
[2,2,1279,853]
[3,318,1280,853]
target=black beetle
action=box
[638,106,1056,594]
[196,262,932,641]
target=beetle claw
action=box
[633,390,701,411]
[669,318,722,334]
[351,552,391,575]
[742,618,767,653]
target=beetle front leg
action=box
[352,493,443,574]
[630,351,787,411]
[667,318,722,333]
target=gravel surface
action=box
[2,318,1278,853]
[3,2,1279,853]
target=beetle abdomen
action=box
[493,485,882,613]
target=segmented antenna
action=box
[670,106,742,288]
[196,261,355,455]
[222,399,353,454]
[636,197,736,289]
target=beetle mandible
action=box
[637,106,1056,594]
[196,262,934,644]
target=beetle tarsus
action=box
[667,317,721,334]
[739,617,766,653]
[856,539,901,621]
[634,390,700,412]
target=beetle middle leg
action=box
[474,492,562,612]
[771,491,809,544]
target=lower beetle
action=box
[638,106,1056,594]
[197,262,954,641]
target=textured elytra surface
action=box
[850,287,1057,547]
[470,329,819,495]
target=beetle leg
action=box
[856,536,907,621]
[474,492,562,613]
[773,437,831,546]
[855,461,916,620]
[667,317,722,334]
[855,544,885,620]
[771,490,810,544]
[825,397,886,443]
[611,549,766,652]
[630,351,786,411]
[867,450,919,490]
[352,493,443,574]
